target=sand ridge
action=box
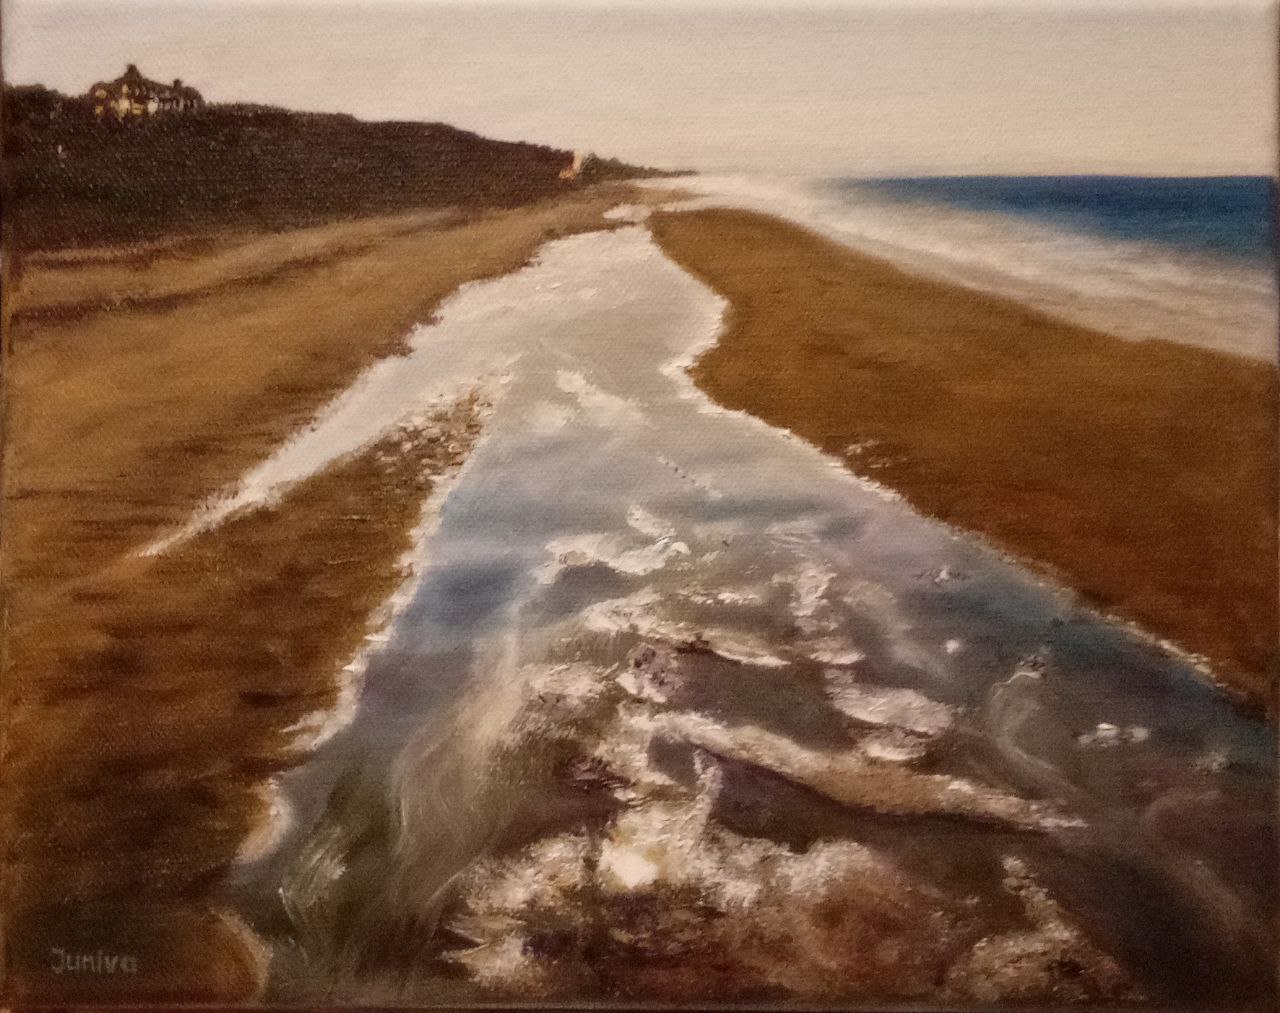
[651,207,1278,710]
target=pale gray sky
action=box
[9,0,1273,5]
[4,0,1275,174]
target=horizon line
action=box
[5,0,1276,8]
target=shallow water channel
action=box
[220,222,1275,1004]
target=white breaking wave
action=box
[649,174,1277,362]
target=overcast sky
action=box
[7,0,1273,5]
[4,0,1275,174]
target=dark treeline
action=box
[2,84,656,252]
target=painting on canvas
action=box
[0,0,1276,1007]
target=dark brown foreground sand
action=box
[0,187,651,1001]
[3,406,483,1002]
[651,208,1278,710]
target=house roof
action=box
[90,65,202,101]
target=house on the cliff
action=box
[88,65,204,121]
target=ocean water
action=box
[656,175,1278,362]
[863,176,1277,264]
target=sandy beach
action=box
[652,207,1278,710]
[213,210,1270,1005]
[4,0,1274,1004]
[0,184,656,1001]
[0,189,1273,1005]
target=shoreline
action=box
[653,244,1237,702]
[226,220,1274,1005]
[650,206,1278,712]
[2,407,484,1001]
[3,186,649,592]
[647,176,1278,363]
[1,182,1273,1002]
[0,185,667,1001]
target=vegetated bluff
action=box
[2,82,653,252]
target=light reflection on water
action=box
[651,174,1278,363]
[226,223,1275,1004]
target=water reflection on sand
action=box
[224,222,1274,1005]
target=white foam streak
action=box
[649,175,1276,362]
[582,588,788,668]
[823,669,955,736]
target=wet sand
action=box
[3,407,484,1002]
[0,186,650,1001]
[2,191,1273,1005]
[2,188,641,589]
[651,208,1279,710]
[231,223,1273,1007]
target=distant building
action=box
[88,64,204,121]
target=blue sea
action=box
[666,174,1277,360]
[860,176,1277,264]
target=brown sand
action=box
[0,188,651,1000]
[2,404,483,1001]
[9,206,466,324]
[2,188,637,592]
[651,208,1278,710]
